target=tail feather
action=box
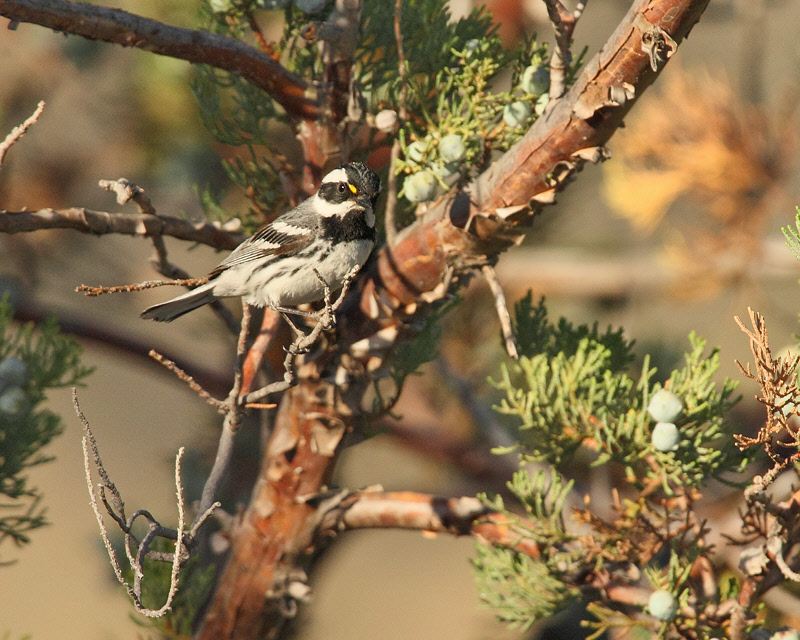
[140,282,217,322]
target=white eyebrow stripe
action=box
[271,220,310,235]
[321,168,348,184]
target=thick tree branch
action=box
[322,490,542,559]
[0,0,321,119]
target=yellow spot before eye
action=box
[348,183,358,194]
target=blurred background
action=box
[1,0,799,638]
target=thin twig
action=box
[0,100,45,167]
[481,264,519,359]
[149,350,227,413]
[76,277,208,297]
[542,0,588,102]
[383,0,407,246]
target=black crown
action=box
[344,162,381,199]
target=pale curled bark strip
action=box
[0,0,319,119]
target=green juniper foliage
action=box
[0,298,92,562]
[491,294,745,489]
[475,294,750,636]
[781,207,800,261]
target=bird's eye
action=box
[338,183,347,194]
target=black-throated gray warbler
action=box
[141,162,381,322]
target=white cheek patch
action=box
[314,193,355,218]
[365,210,375,228]
[321,168,349,185]
[272,220,309,236]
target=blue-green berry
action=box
[648,389,683,423]
[770,628,800,640]
[0,386,29,416]
[406,141,427,163]
[404,171,437,203]
[256,0,290,8]
[295,0,327,13]
[652,422,680,452]
[0,356,29,391]
[432,161,459,179]
[464,39,480,54]
[208,0,233,13]
[439,134,466,164]
[521,65,550,95]
[503,101,532,127]
[648,590,677,621]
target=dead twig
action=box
[0,100,45,167]
[542,0,588,102]
[75,389,220,617]
[734,307,800,460]
[382,0,408,246]
[76,277,208,297]
[150,350,227,413]
[0,207,244,250]
[97,178,240,334]
[481,264,519,359]
[239,308,283,397]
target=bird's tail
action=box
[140,281,217,322]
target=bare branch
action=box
[319,489,541,559]
[542,0,587,101]
[76,389,200,617]
[0,207,244,250]
[0,100,45,167]
[76,277,207,297]
[150,349,227,413]
[382,0,408,246]
[239,308,282,398]
[481,264,518,359]
[734,308,800,458]
[0,0,320,119]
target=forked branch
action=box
[75,389,220,617]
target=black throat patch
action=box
[320,209,377,244]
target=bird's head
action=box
[315,162,382,221]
